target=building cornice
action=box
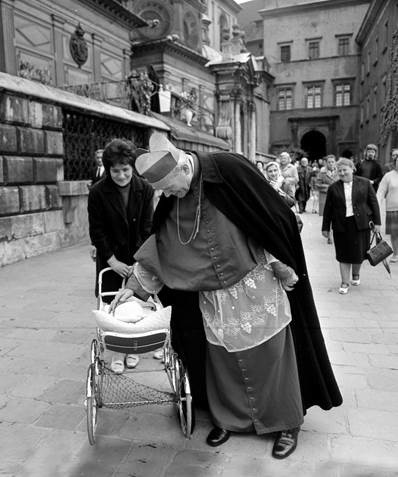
[259,0,370,18]
[78,0,148,28]
[183,0,208,14]
[356,0,387,45]
[218,0,242,14]
[132,39,209,66]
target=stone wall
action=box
[0,91,89,266]
[0,73,169,267]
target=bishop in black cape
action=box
[155,151,342,412]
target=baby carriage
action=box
[84,267,194,445]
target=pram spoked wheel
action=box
[85,363,98,445]
[174,358,193,437]
[164,342,193,437]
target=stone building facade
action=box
[0,73,168,266]
[239,0,371,162]
[356,0,398,165]
[0,0,273,265]
[0,0,146,87]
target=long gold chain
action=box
[176,175,202,245]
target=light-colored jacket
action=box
[377,170,398,211]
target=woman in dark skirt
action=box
[321,158,381,294]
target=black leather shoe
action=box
[272,427,299,459]
[206,427,231,447]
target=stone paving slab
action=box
[0,209,398,476]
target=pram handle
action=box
[97,267,160,308]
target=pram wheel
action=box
[174,358,193,438]
[85,363,99,445]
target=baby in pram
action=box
[93,295,171,374]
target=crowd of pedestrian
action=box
[85,135,397,460]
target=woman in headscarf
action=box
[316,154,339,216]
[264,161,295,208]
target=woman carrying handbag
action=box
[321,158,381,294]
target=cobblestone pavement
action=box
[0,207,397,477]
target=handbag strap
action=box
[369,221,383,245]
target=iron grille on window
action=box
[280,45,291,63]
[338,37,350,56]
[308,41,320,59]
[63,110,148,180]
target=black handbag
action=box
[366,226,393,266]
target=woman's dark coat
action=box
[88,175,154,297]
[322,176,381,233]
[155,151,343,413]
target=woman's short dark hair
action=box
[102,139,136,172]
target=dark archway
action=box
[300,130,326,163]
[341,148,353,159]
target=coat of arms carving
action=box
[70,23,88,68]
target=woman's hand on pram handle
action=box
[107,255,133,278]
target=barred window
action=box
[335,83,351,106]
[277,87,293,110]
[305,85,322,108]
[280,45,291,63]
[338,37,350,56]
[308,41,320,59]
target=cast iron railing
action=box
[63,109,148,180]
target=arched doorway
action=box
[300,130,326,163]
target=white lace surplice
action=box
[199,253,292,352]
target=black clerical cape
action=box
[154,151,342,412]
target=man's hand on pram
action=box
[109,273,151,314]
[109,288,135,313]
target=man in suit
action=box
[91,149,105,185]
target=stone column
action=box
[51,14,65,87]
[0,0,16,74]
[234,99,242,154]
[92,33,103,82]
[122,48,129,78]
[249,101,256,163]
[198,84,204,129]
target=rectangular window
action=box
[308,41,320,59]
[277,87,293,110]
[367,51,371,74]
[335,83,351,106]
[361,62,365,82]
[338,37,350,56]
[280,44,291,63]
[305,85,322,108]
[360,105,364,125]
